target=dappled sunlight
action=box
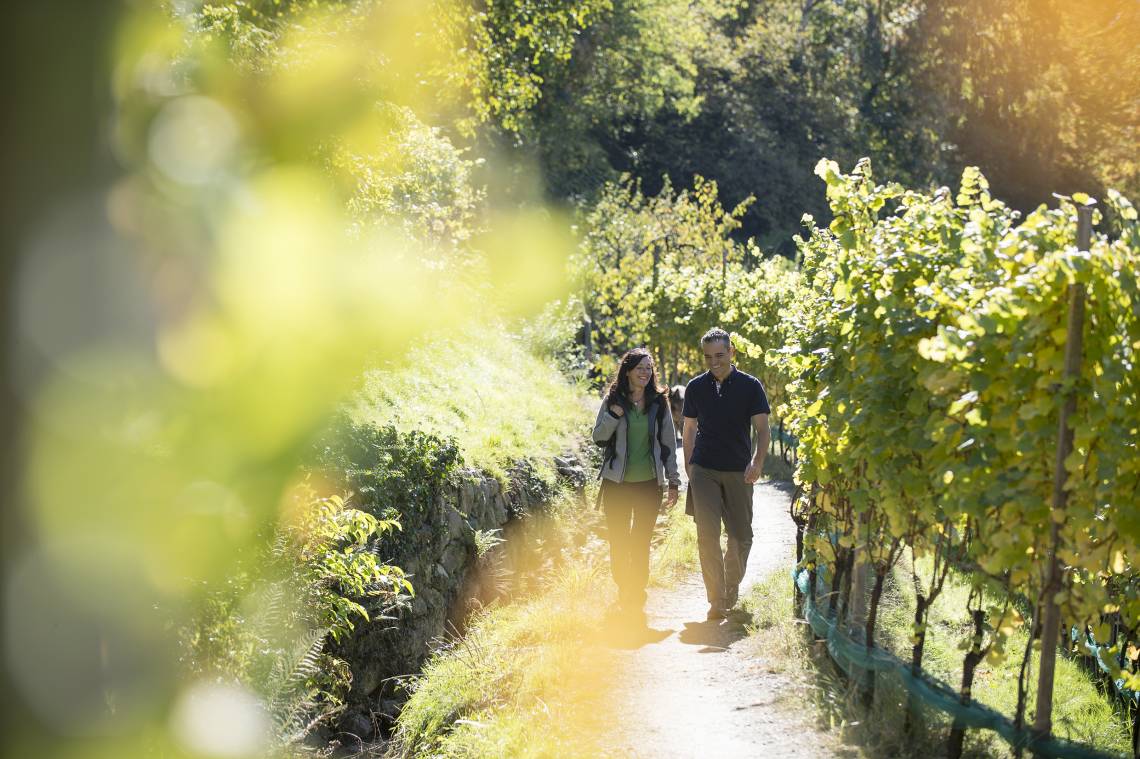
[170,682,272,757]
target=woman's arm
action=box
[592,398,622,443]
[659,403,681,488]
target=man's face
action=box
[702,340,733,376]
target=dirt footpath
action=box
[602,480,847,758]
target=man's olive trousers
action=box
[688,464,753,607]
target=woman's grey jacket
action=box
[592,395,682,489]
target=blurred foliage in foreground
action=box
[8,1,578,756]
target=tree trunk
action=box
[911,595,928,675]
[1012,609,1038,758]
[1035,239,1088,740]
[905,594,929,740]
[1132,695,1139,759]
[793,520,806,619]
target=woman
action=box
[592,348,681,623]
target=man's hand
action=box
[609,404,624,417]
[746,412,770,485]
[664,486,679,509]
[682,416,697,480]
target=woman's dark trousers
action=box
[602,479,661,610]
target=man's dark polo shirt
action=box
[683,367,771,472]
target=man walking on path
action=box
[682,328,771,620]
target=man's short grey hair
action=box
[700,327,732,349]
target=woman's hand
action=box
[663,486,679,509]
[609,404,624,417]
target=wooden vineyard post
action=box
[791,484,807,621]
[1032,205,1091,746]
[849,514,870,705]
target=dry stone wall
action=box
[335,454,586,739]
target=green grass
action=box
[762,449,796,481]
[741,561,1134,758]
[648,497,699,587]
[390,554,625,758]
[352,323,589,480]
[875,555,1133,756]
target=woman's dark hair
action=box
[604,348,666,409]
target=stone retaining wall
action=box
[334,454,586,739]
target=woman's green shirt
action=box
[623,406,656,482]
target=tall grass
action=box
[649,498,699,587]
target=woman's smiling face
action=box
[629,356,653,390]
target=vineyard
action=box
[512,144,1140,754]
[775,159,1140,756]
[575,154,1140,755]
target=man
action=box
[682,328,771,621]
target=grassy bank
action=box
[742,561,1133,757]
[390,549,624,758]
[352,324,588,480]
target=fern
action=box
[265,627,327,702]
[261,627,333,746]
[473,528,505,559]
[245,582,287,644]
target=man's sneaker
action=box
[706,604,727,621]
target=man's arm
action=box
[744,413,770,484]
[682,416,698,478]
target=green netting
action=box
[793,568,1127,759]
[773,426,798,446]
[1071,628,1140,707]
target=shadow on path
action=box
[592,614,675,650]
[678,610,752,652]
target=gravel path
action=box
[600,480,848,758]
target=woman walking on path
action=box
[592,348,681,625]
